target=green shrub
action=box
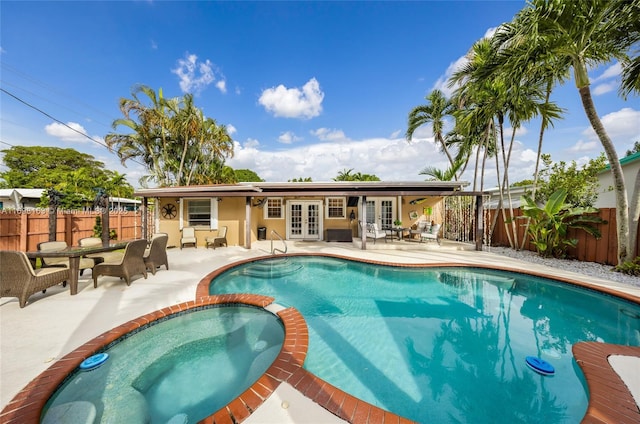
[519,189,605,259]
[613,257,640,276]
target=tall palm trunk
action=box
[502,127,519,249]
[578,86,629,264]
[628,166,640,258]
[520,83,552,250]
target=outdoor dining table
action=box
[384,227,410,240]
[26,240,130,295]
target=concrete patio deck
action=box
[1,240,639,423]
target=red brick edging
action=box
[0,294,300,424]
[3,254,638,424]
[573,342,640,424]
[202,253,640,424]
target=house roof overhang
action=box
[134,181,485,199]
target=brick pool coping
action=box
[201,253,640,424]
[2,254,638,424]
[0,294,316,424]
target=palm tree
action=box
[491,17,567,249]
[104,171,129,210]
[420,158,464,182]
[106,85,234,187]
[334,169,355,181]
[106,85,176,187]
[500,0,635,263]
[406,90,458,179]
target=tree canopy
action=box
[105,85,234,187]
[0,146,134,209]
[531,154,607,208]
[406,0,639,262]
[235,169,263,182]
[333,169,380,181]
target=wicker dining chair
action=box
[37,241,95,275]
[92,239,148,287]
[0,250,71,308]
[143,234,169,275]
[78,237,124,264]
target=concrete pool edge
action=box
[0,294,309,424]
[203,253,640,424]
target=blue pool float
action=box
[525,356,554,375]
[79,353,109,371]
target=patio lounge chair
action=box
[205,226,227,249]
[180,227,197,249]
[79,237,124,263]
[409,220,430,241]
[0,250,70,308]
[143,234,169,275]
[364,222,387,244]
[92,239,148,287]
[420,223,441,244]
[38,241,96,275]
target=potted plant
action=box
[393,219,402,228]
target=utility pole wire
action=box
[0,87,146,168]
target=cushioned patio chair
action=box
[143,233,169,275]
[38,241,95,275]
[205,226,227,249]
[92,239,148,287]
[79,237,124,264]
[180,227,197,249]
[364,222,387,244]
[409,220,430,241]
[420,223,441,244]
[0,250,71,308]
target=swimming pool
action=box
[209,255,640,424]
[42,302,285,423]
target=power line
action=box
[0,88,147,168]
[1,62,115,126]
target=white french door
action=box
[365,198,395,229]
[287,201,322,240]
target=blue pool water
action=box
[210,256,640,424]
[42,305,284,423]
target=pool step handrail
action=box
[270,230,287,255]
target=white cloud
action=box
[581,108,640,152]
[44,122,92,142]
[432,27,501,98]
[278,131,302,144]
[228,130,453,183]
[433,56,467,98]
[591,62,622,82]
[243,138,260,149]
[389,129,403,139]
[172,53,226,95]
[311,128,348,142]
[216,80,227,94]
[226,124,237,135]
[258,78,324,119]
[592,82,616,96]
[567,139,599,153]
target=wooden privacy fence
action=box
[487,207,639,266]
[0,210,146,252]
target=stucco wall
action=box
[594,160,640,209]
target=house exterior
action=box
[0,189,44,210]
[594,151,640,208]
[0,188,141,211]
[134,181,486,250]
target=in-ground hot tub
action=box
[41,301,285,423]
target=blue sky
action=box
[1,1,638,190]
